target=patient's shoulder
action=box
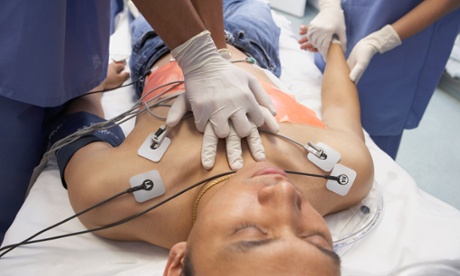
[64,142,121,190]
[264,123,374,214]
[321,131,374,213]
[63,142,143,222]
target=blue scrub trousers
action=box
[0,0,123,246]
[370,134,403,160]
[0,97,66,245]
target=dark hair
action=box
[181,252,194,276]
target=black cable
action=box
[0,171,234,258]
[0,169,338,258]
[71,69,152,100]
[285,170,340,182]
[0,188,132,257]
[0,126,344,258]
[71,80,138,101]
[0,181,151,254]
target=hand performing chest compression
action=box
[166,31,279,170]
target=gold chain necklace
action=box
[192,175,232,224]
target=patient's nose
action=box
[257,179,301,211]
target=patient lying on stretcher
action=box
[48,40,373,275]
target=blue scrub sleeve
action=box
[49,112,125,188]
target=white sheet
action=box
[446,34,460,79]
[1,9,460,276]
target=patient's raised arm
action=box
[320,43,363,140]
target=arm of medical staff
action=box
[348,0,460,83]
[392,0,460,41]
[189,0,226,49]
[131,0,205,49]
[132,0,278,170]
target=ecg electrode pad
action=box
[307,142,341,171]
[138,133,171,162]
[129,170,166,203]
[326,164,356,196]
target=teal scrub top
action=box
[0,0,111,107]
[315,0,460,136]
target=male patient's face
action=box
[187,162,340,275]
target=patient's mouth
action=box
[253,165,288,178]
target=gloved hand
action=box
[167,30,279,169]
[298,0,346,60]
[347,25,401,83]
[169,94,279,170]
[202,106,279,170]
[169,30,276,137]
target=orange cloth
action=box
[142,61,325,128]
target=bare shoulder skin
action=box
[63,43,373,249]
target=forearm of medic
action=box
[132,0,206,50]
[191,0,226,49]
[392,0,460,41]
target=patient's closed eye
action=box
[233,222,267,237]
[301,233,330,250]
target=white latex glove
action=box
[299,0,346,60]
[347,25,401,83]
[201,106,280,170]
[168,30,277,139]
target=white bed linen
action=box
[446,34,460,79]
[1,9,460,276]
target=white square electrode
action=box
[129,170,166,203]
[138,133,171,162]
[307,142,341,172]
[326,164,356,196]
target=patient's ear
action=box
[163,242,187,276]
